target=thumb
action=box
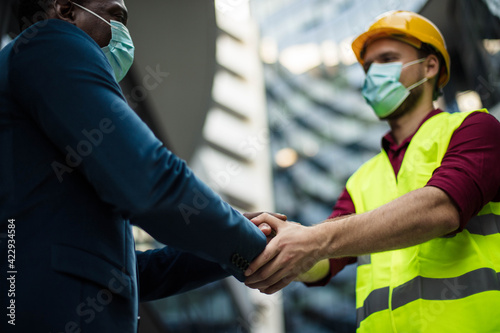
[251,213,285,230]
[257,223,273,237]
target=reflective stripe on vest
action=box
[347,110,500,332]
[357,267,500,328]
[466,213,500,236]
[356,287,389,327]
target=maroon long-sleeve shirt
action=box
[312,109,500,285]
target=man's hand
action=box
[243,212,287,221]
[244,212,286,238]
[243,213,328,294]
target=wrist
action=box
[316,217,347,259]
[312,222,336,260]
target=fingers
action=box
[243,211,287,221]
[259,275,295,295]
[244,222,323,294]
[257,222,273,237]
[245,265,283,288]
[245,258,296,294]
[244,237,280,277]
[272,212,288,221]
[256,222,277,239]
[251,213,286,231]
[243,212,261,220]
[245,265,289,290]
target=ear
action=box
[53,0,76,23]
[424,54,440,82]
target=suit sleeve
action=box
[9,20,266,281]
[136,248,229,302]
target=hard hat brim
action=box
[352,27,422,64]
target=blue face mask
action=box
[73,2,135,82]
[362,59,428,118]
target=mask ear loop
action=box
[402,58,428,91]
[71,1,112,27]
[406,77,428,91]
[402,58,426,69]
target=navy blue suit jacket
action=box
[0,20,266,332]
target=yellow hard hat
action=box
[352,10,450,88]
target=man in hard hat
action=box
[243,10,500,332]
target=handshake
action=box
[241,212,332,295]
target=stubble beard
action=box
[383,80,426,121]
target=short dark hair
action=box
[17,0,88,31]
[417,42,445,101]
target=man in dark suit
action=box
[0,0,272,331]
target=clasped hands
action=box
[242,212,330,295]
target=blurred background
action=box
[2,0,499,332]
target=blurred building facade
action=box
[135,2,284,332]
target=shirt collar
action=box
[382,109,443,153]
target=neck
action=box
[387,102,435,145]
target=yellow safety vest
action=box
[346,110,500,332]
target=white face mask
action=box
[72,2,135,82]
[362,58,428,118]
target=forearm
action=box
[244,187,460,294]
[319,186,460,259]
